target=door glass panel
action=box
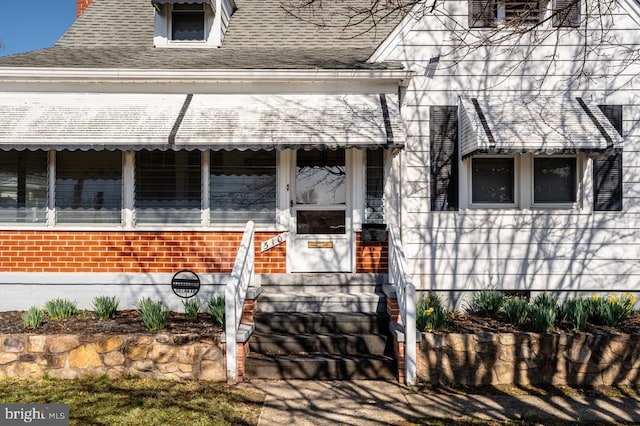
[296,150,346,205]
[297,210,345,234]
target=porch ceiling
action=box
[459,96,623,159]
[0,92,404,151]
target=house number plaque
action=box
[260,232,287,252]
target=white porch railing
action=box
[225,220,255,384]
[388,227,417,385]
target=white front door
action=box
[288,149,352,272]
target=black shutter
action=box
[553,0,581,27]
[469,0,497,28]
[430,106,459,211]
[594,105,623,211]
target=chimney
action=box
[77,0,93,17]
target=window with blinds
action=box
[0,150,47,224]
[135,150,202,224]
[504,0,544,25]
[55,151,122,224]
[365,149,385,224]
[210,150,276,224]
[469,0,544,27]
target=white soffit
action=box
[175,93,405,150]
[459,96,624,158]
[0,92,187,150]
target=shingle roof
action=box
[0,0,404,70]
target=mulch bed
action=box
[0,310,638,336]
[434,312,640,335]
[0,310,222,335]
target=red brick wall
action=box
[0,231,286,274]
[0,231,386,274]
[77,0,93,17]
[355,232,388,273]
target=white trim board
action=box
[0,273,230,311]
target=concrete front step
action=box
[258,273,386,293]
[250,332,390,356]
[254,312,389,334]
[244,352,396,380]
[258,292,386,313]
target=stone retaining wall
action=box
[0,333,225,381]
[418,331,640,386]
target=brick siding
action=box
[0,230,386,274]
[0,231,286,274]
[355,232,389,273]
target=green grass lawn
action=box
[0,376,263,425]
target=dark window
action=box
[553,0,581,27]
[472,157,515,204]
[430,106,459,211]
[365,149,385,223]
[533,157,577,203]
[136,150,201,224]
[56,151,122,224]
[0,151,47,223]
[172,3,205,41]
[296,210,345,235]
[210,150,276,224]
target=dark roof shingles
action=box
[0,0,404,69]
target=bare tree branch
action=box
[280,0,639,91]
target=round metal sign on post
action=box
[171,270,201,298]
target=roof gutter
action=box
[0,67,413,85]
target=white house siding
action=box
[380,0,640,304]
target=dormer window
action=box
[172,4,205,41]
[152,0,236,48]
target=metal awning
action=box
[150,0,213,12]
[459,96,623,159]
[174,93,405,150]
[0,92,405,151]
[151,0,211,5]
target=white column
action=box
[123,150,135,229]
[202,150,210,227]
[46,150,56,227]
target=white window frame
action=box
[461,153,590,211]
[470,0,546,28]
[530,155,580,210]
[154,3,217,48]
[467,155,519,209]
[0,149,284,231]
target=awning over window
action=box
[174,93,405,150]
[0,92,405,151]
[459,96,623,159]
